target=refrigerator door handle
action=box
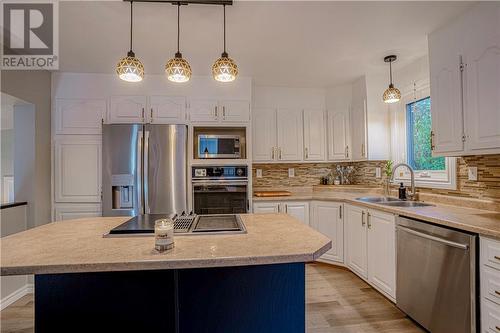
[144,130,150,214]
[137,130,143,215]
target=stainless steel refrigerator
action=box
[102,124,187,217]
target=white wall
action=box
[1,71,52,228]
[253,85,326,110]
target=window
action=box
[391,83,456,190]
[406,97,445,172]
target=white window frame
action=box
[390,79,457,190]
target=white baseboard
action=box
[0,283,34,311]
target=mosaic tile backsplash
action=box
[253,154,500,204]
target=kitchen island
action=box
[1,213,330,332]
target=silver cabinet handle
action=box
[345,145,349,158]
[430,130,435,150]
[223,106,226,119]
[361,143,365,157]
[305,147,309,159]
[284,204,288,213]
[141,107,145,122]
[150,108,153,123]
[214,106,218,118]
[279,147,282,160]
[339,205,342,219]
[397,225,469,250]
[367,212,371,229]
[272,147,275,160]
[361,211,366,226]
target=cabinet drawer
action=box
[482,266,500,305]
[481,238,500,271]
[482,299,500,333]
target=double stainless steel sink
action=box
[356,197,435,207]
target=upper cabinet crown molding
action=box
[429,3,500,156]
[55,98,106,135]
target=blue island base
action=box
[35,262,305,333]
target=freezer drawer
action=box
[396,216,477,333]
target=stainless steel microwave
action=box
[197,135,241,159]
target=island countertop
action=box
[0,214,331,276]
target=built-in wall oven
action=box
[192,166,248,214]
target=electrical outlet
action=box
[468,167,478,181]
[256,169,263,178]
[375,167,381,178]
[288,168,295,178]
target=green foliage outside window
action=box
[407,97,445,171]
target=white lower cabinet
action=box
[481,237,500,332]
[345,204,396,300]
[311,201,343,263]
[54,203,102,221]
[252,201,309,225]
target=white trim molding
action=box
[0,283,33,311]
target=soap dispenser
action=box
[398,183,407,200]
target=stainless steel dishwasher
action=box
[396,216,477,333]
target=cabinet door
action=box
[367,209,396,299]
[54,138,102,203]
[55,99,106,135]
[277,109,303,161]
[188,99,219,123]
[283,202,309,225]
[53,203,102,221]
[220,100,250,123]
[108,96,146,124]
[253,201,280,213]
[252,108,277,162]
[303,109,326,161]
[350,100,367,160]
[345,204,368,279]
[312,201,344,263]
[464,42,500,151]
[150,96,186,124]
[428,31,464,155]
[327,108,351,160]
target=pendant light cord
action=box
[130,1,133,52]
[177,3,180,53]
[223,4,226,53]
[389,60,393,85]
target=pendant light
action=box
[382,55,401,103]
[165,3,192,83]
[212,4,238,82]
[116,1,144,82]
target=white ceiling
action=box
[59,1,473,87]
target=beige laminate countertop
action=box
[254,191,500,239]
[0,214,331,276]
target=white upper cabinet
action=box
[188,99,219,123]
[149,96,186,124]
[429,2,500,156]
[253,108,277,162]
[366,209,396,299]
[327,108,351,161]
[350,99,367,160]
[108,96,147,124]
[55,99,106,135]
[303,109,326,161]
[54,138,101,203]
[219,100,250,123]
[311,201,344,263]
[277,109,303,161]
[189,99,250,123]
[429,31,464,154]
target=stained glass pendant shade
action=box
[116,2,144,83]
[165,4,191,83]
[383,55,401,104]
[212,5,238,82]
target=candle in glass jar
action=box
[155,219,174,252]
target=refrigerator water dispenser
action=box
[111,174,134,209]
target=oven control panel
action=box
[192,166,248,179]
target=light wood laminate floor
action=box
[1,263,424,333]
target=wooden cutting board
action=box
[254,191,292,197]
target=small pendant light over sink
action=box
[116,1,144,83]
[212,4,238,82]
[382,55,401,104]
[165,3,192,83]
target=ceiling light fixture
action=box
[382,55,401,104]
[212,4,238,82]
[165,3,192,83]
[116,1,144,83]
